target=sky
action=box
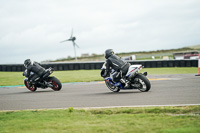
[0,0,200,64]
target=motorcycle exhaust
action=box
[47,84,53,88]
[143,72,148,76]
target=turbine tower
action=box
[60,29,79,61]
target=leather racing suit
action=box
[105,54,130,82]
[24,62,46,83]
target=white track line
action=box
[1,104,199,112]
[75,104,200,110]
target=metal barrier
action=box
[0,60,198,72]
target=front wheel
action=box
[24,80,37,92]
[105,81,120,92]
[132,74,151,92]
[48,77,62,91]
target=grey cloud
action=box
[0,0,200,63]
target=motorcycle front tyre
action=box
[105,81,120,92]
[24,80,37,92]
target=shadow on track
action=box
[0,90,55,95]
[86,90,142,96]
[20,90,55,93]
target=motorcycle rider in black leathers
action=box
[103,49,131,88]
[23,59,46,84]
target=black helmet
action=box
[105,49,114,59]
[24,59,31,68]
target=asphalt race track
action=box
[0,74,199,111]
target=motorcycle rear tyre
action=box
[134,74,151,92]
[48,77,62,91]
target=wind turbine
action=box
[60,29,79,61]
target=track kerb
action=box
[195,54,200,76]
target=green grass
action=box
[0,106,199,133]
[140,67,197,75]
[0,67,198,86]
[0,72,24,86]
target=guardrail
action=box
[0,60,198,72]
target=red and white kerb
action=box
[198,54,200,75]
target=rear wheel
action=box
[48,77,62,91]
[24,80,37,92]
[132,74,151,92]
[105,81,120,92]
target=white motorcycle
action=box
[101,63,151,92]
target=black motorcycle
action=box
[23,67,62,92]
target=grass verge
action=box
[0,67,198,86]
[0,106,199,133]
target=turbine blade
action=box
[71,28,73,38]
[60,39,70,43]
[60,40,67,43]
[74,42,79,48]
